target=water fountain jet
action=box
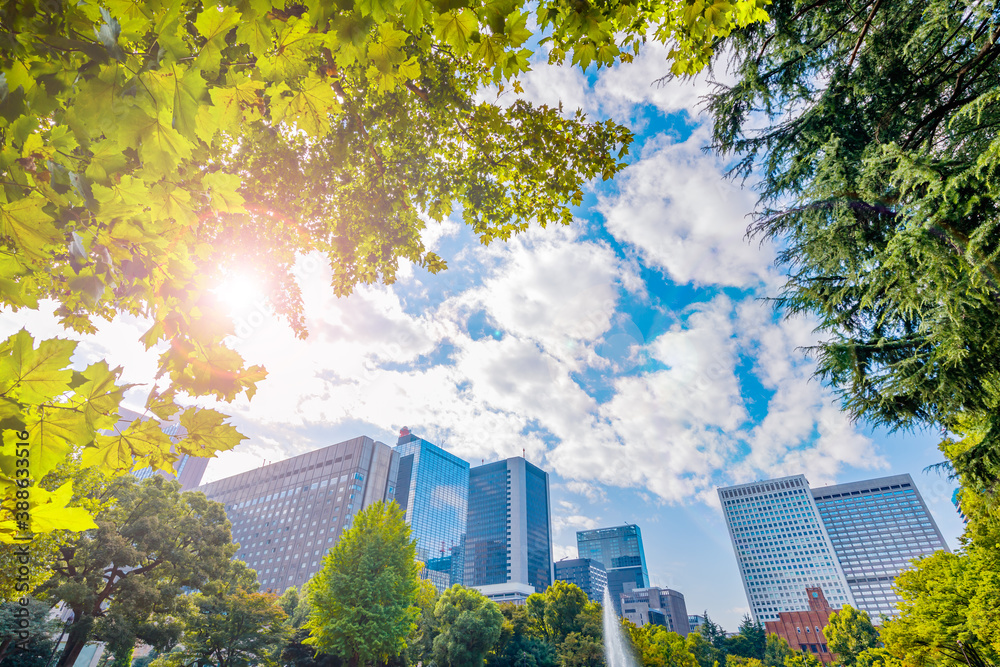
[602,587,638,667]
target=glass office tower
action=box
[554,557,608,602]
[812,474,949,620]
[394,428,470,590]
[718,475,854,623]
[195,435,399,595]
[465,457,554,600]
[577,524,650,615]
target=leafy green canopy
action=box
[0,0,767,542]
[823,606,880,667]
[706,0,1000,483]
[150,561,292,667]
[39,474,235,667]
[304,501,420,666]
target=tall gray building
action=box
[554,557,607,602]
[577,524,649,615]
[465,457,553,602]
[394,428,470,591]
[194,435,399,594]
[720,473,950,624]
[621,587,691,636]
[812,474,949,620]
[718,475,854,623]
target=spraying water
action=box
[602,587,638,667]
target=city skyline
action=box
[177,428,957,632]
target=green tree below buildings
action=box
[304,501,420,667]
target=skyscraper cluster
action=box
[193,428,553,599]
[719,473,948,625]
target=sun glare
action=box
[213,273,264,312]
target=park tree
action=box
[39,474,234,667]
[854,648,903,667]
[762,635,794,667]
[704,0,1000,484]
[686,631,722,667]
[0,597,61,666]
[490,603,560,667]
[304,501,420,667]
[626,622,699,667]
[824,606,880,667]
[404,579,439,667]
[432,585,504,667]
[697,613,730,656]
[278,585,339,667]
[150,560,291,667]
[46,478,228,666]
[782,655,821,667]
[727,617,765,661]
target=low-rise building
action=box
[764,586,836,664]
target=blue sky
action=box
[0,43,965,631]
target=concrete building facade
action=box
[812,474,949,620]
[193,435,399,594]
[554,557,608,602]
[620,587,691,636]
[465,457,554,602]
[718,475,854,623]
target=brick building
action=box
[764,587,836,664]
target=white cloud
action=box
[598,127,778,290]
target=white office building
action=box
[718,475,855,623]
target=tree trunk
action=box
[0,637,12,663]
[56,617,94,667]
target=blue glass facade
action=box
[465,457,553,593]
[577,524,649,613]
[554,558,607,601]
[465,461,509,586]
[394,431,470,590]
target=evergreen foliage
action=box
[39,474,235,667]
[149,560,291,667]
[707,0,1000,484]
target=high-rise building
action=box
[120,407,209,491]
[812,474,949,620]
[394,428,470,591]
[554,557,607,602]
[193,435,399,594]
[576,524,649,615]
[620,587,691,635]
[718,475,854,623]
[465,457,553,602]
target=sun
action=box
[213,272,264,312]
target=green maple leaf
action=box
[83,417,174,471]
[268,75,339,136]
[203,171,245,214]
[434,9,478,53]
[0,196,62,262]
[173,64,209,140]
[29,481,99,533]
[258,16,316,81]
[0,330,75,403]
[195,5,242,75]
[72,361,130,431]
[236,15,275,58]
[178,407,246,457]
